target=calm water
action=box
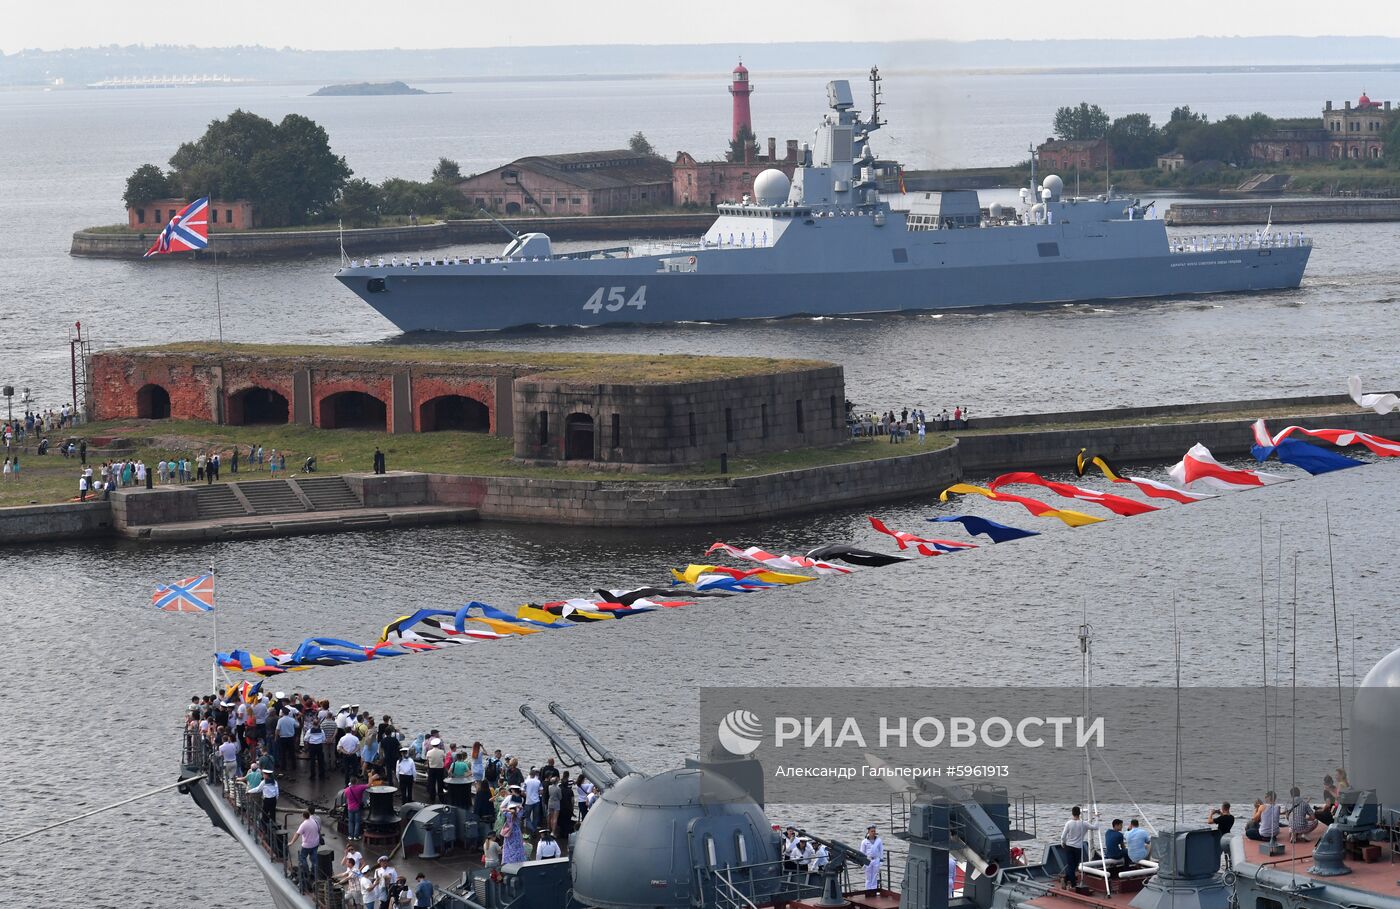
[1,69,1399,905]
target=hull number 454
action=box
[583,286,647,313]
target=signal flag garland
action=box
[214,415,1385,676]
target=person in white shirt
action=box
[576,777,594,821]
[217,735,240,769]
[246,769,280,833]
[860,826,883,893]
[338,730,361,784]
[535,830,562,859]
[523,770,543,832]
[375,856,399,900]
[1059,806,1099,888]
[397,753,418,804]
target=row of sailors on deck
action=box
[350,256,524,267]
[1170,232,1307,252]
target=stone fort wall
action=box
[512,367,846,465]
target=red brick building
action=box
[128,198,254,230]
[91,346,515,436]
[1036,138,1110,172]
[673,138,800,207]
[456,151,673,216]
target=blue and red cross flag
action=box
[143,196,210,258]
[153,574,216,612]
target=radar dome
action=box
[1351,647,1400,804]
[1042,174,1064,201]
[989,203,1005,219]
[570,768,782,909]
[753,169,791,206]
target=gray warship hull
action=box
[336,219,1310,333]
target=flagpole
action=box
[210,192,224,345]
[210,563,219,696]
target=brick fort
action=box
[89,343,846,467]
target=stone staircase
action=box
[235,480,307,515]
[193,484,248,520]
[291,476,362,510]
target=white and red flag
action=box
[707,542,855,575]
[1168,443,1289,490]
[1254,418,1400,457]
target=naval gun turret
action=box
[513,704,788,909]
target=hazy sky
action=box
[6,0,1400,52]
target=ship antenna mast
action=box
[868,66,883,131]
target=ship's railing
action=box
[699,860,855,909]
[184,729,342,906]
[1169,232,1312,254]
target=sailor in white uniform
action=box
[861,825,883,892]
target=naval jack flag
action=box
[143,197,210,258]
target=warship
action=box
[181,649,1400,909]
[334,74,1311,333]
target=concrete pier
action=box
[69,212,716,260]
[1165,199,1400,226]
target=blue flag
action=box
[1253,438,1363,476]
[928,514,1040,543]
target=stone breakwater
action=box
[69,213,716,260]
[1165,199,1400,226]
[4,394,1399,543]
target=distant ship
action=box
[335,74,1311,333]
[85,74,247,89]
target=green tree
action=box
[123,163,170,208]
[431,157,462,183]
[629,131,658,158]
[1162,105,1210,151]
[1106,113,1163,168]
[727,125,760,163]
[379,178,427,217]
[1385,120,1400,167]
[1053,102,1110,140]
[337,178,382,226]
[165,109,350,227]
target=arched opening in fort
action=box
[228,387,290,425]
[419,395,490,432]
[564,412,595,460]
[135,383,171,419]
[319,391,387,430]
[505,201,522,216]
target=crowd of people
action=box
[1058,770,1354,890]
[2,406,82,481]
[188,689,607,907]
[67,443,293,500]
[848,405,973,443]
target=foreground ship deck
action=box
[335,74,1311,333]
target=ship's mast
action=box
[868,66,883,132]
[1028,143,1038,205]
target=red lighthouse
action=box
[729,61,753,143]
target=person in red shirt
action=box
[344,776,371,839]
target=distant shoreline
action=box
[14,60,1400,91]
